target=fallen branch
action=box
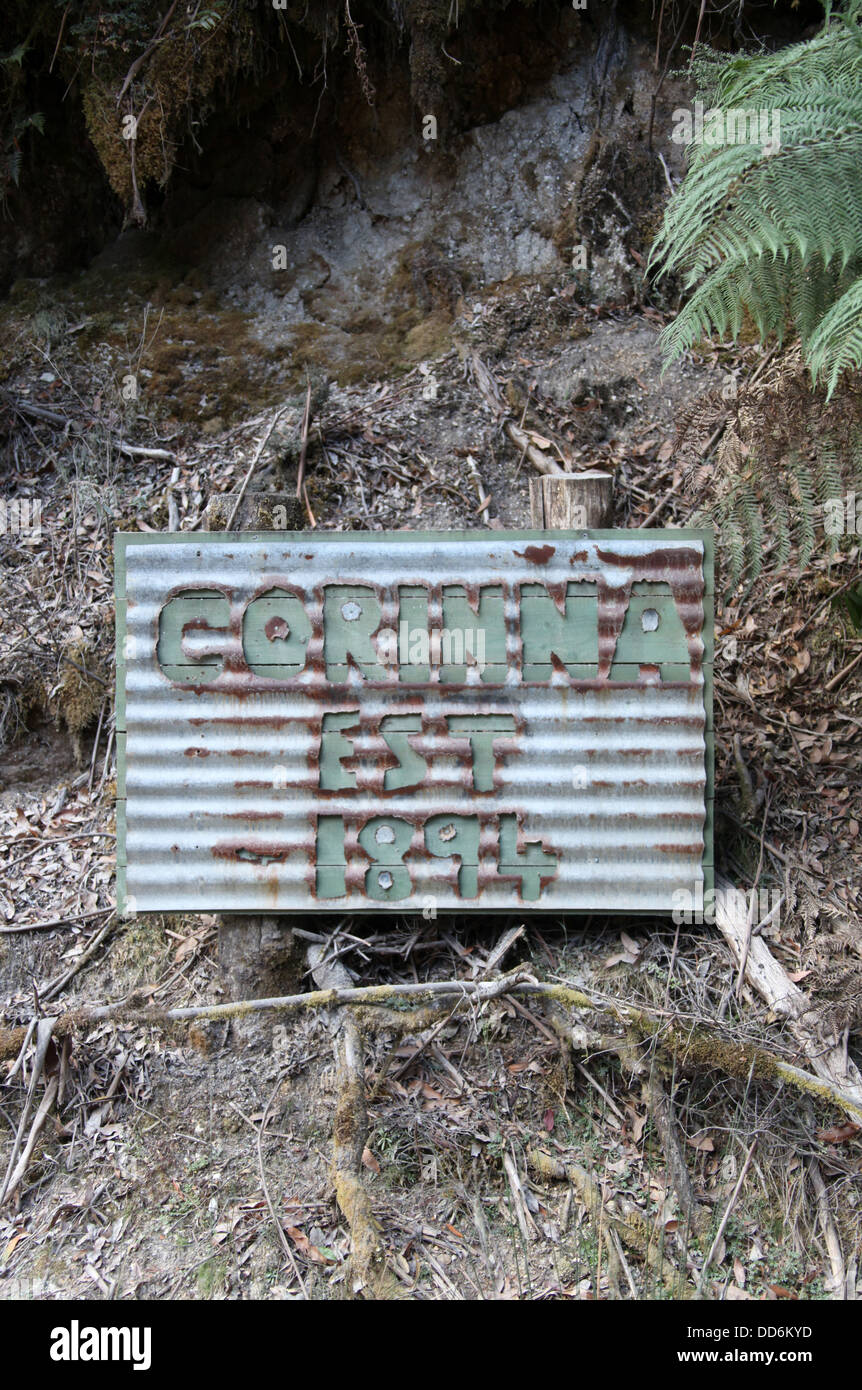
[3,973,862,1123]
[503,1149,539,1244]
[39,913,118,1003]
[295,379,312,500]
[225,408,287,531]
[0,1019,57,1206]
[0,906,115,936]
[116,441,175,462]
[2,395,175,459]
[505,421,567,478]
[256,1076,308,1298]
[1,1075,59,1206]
[115,0,180,105]
[713,872,862,1110]
[697,1138,757,1295]
[3,829,117,874]
[825,646,862,693]
[467,352,567,477]
[638,477,680,528]
[808,1157,846,1298]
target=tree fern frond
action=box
[806,277,862,395]
[815,438,845,507]
[738,482,765,589]
[652,7,862,396]
[851,430,862,489]
[789,455,818,567]
[758,458,794,571]
[719,510,747,594]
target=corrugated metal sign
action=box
[115,529,713,914]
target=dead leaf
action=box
[543,1108,555,1133]
[604,931,643,968]
[173,929,210,963]
[2,1232,25,1261]
[417,1081,447,1104]
[361,1146,381,1174]
[733,1256,746,1288]
[687,1133,715,1152]
[286,1226,335,1264]
[816,1123,860,1144]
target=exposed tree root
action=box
[644,1068,711,1239]
[4,973,861,1127]
[527,1146,693,1296]
[306,945,400,1299]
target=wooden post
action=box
[206,492,305,1033]
[529,471,614,530]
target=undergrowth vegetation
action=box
[650,1,862,594]
[652,0,862,398]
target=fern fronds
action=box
[816,437,845,554]
[851,434,862,490]
[806,278,862,394]
[651,3,862,397]
[759,461,794,572]
[718,506,747,593]
[695,417,862,594]
[788,454,818,568]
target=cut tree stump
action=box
[206,491,303,532]
[529,471,614,529]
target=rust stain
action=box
[514,544,556,565]
[212,840,291,864]
[264,615,291,641]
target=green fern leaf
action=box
[652,7,862,396]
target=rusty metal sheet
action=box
[115,529,713,914]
